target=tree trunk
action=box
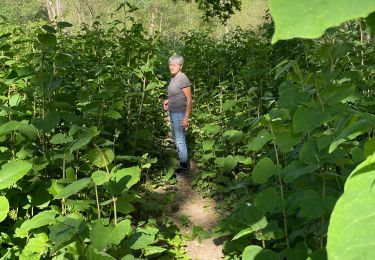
[82,0,95,24]
[149,1,157,38]
[55,0,64,20]
[75,0,83,25]
[46,0,57,23]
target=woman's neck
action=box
[172,71,182,78]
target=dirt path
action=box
[156,163,224,260]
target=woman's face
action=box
[169,62,181,75]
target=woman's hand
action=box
[163,100,168,111]
[182,117,189,129]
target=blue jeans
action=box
[170,112,188,163]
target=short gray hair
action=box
[169,55,184,66]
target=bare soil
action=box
[156,162,225,260]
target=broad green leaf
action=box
[90,221,112,251]
[329,119,373,153]
[300,190,325,219]
[37,33,57,48]
[0,120,20,136]
[50,133,73,144]
[105,167,141,195]
[57,21,73,28]
[55,178,92,199]
[18,124,38,140]
[0,160,32,190]
[42,24,57,33]
[49,215,88,251]
[128,232,155,250]
[352,147,365,163]
[293,106,330,134]
[235,203,268,231]
[248,129,272,152]
[15,210,56,238]
[117,198,135,214]
[114,166,141,190]
[235,155,253,165]
[223,99,237,111]
[320,85,356,105]
[232,227,253,240]
[107,110,122,120]
[0,196,9,222]
[64,199,94,212]
[275,127,301,153]
[86,148,115,168]
[254,187,279,213]
[202,140,215,151]
[215,155,238,172]
[364,137,375,157]
[327,153,375,259]
[281,160,318,183]
[242,245,262,260]
[109,219,132,244]
[223,130,244,144]
[32,111,60,133]
[144,246,167,256]
[85,246,115,260]
[21,233,49,258]
[317,134,332,151]
[252,157,276,184]
[90,219,131,251]
[299,140,319,165]
[269,0,375,43]
[367,11,375,35]
[202,123,221,136]
[91,171,108,186]
[68,137,92,154]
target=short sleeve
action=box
[180,75,191,89]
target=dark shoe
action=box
[173,161,189,179]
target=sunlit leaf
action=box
[0,160,32,190]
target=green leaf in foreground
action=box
[0,196,9,222]
[90,219,132,251]
[0,160,32,190]
[49,215,88,251]
[252,157,277,184]
[56,178,92,199]
[86,148,115,168]
[86,246,115,260]
[270,0,375,43]
[144,246,167,256]
[293,106,330,134]
[327,152,375,259]
[329,119,373,153]
[242,245,280,259]
[15,210,56,238]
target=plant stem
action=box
[268,121,289,247]
[95,185,101,219]
[112,196,117,225]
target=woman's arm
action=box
[182,87,192,129]
[163,99,168,111]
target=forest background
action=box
[0,0,267,36]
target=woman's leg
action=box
[169,112,188,164]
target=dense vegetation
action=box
[1,1,375,259]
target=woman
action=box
[163,55,192,173]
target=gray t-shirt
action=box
[168,72,191,112]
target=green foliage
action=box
[327,153,375,259]
[0,196,10,222]
[0,160,32,190]
[269,0,375,43]
[1,1,375,258]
